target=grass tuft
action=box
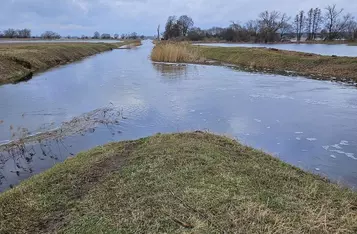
[0,132,356,233]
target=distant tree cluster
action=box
[41,31,61,39]
[163,4,357,43]
[163,15,194,40]
[0,28,32,38]
[92,31,144,40]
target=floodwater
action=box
[195,43,357,57]
[1,40,357,191]
[0,39,123,44]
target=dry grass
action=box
[0,132,356,233]
[196,46,357,82]
[151,42,204,63]
[0,40,139,85]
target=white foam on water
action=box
[296,137,301,140]
[254,119,262,123]
[306,138,317,141]
[295,132,303,134]
[330,155,337,159]
[315,168,320,171]
[267,126,271,129]
[340,140,349,146]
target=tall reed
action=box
[151,42,204,63]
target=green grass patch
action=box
[1,132,356,233]
[0,40,140,85]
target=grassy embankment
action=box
[1,132,356,233]
[0,40,141,85]
[151,42,357,83]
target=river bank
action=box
[0,132,356,233]
[151,42,357,83]
[0,40,140,85]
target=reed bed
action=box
[151,42,204,63]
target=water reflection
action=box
[152,63,189,78]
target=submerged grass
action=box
[151,42,357,83]
[0,40,140,85]
[0,132,356,233]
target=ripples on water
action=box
[0,40,357,191]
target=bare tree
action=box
[101,33,111,39]
[3,28,17,38]
[294,11,305,42]
[312,8,323,39]
[114,34,119,39]
[325,4,343,40]
[163,16,178,39]
[93,31,100,39]
[258,11,290,43]
[157,25,160,40]
[177,15,194,36]
[16,29,31,38]
[41,31,61,39]
[306,9,314,40]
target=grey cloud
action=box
[0,0,356,36]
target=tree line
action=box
[91,32,144,40]
[163,4,357,43]
[0,28,62,39]
[0,28,145,40]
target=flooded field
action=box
[1,40,357,191]
[195,43,357,57]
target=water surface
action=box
[1,40,357,191]
[0,39,123,44]
[195,43,357,57]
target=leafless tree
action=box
[306,9,314,40]
[114,34,119,39]
[157,25,160,40]
[101,33,111,39]
[325,4,343,40]
[294,11,305,42]
[16,29,31,38]
[312,8,323,39]
[93,31,100,39]
[178,15,194,36]
[3,28,17,38]
[258,11,290,43]
[41,31,61,39]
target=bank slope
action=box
[198,46,357,83]
[0,41,140,85]
[0,132,356,233]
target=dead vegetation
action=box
[151,42,204,63]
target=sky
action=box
[1,0,356,36]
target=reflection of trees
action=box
[152,63,189,78]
